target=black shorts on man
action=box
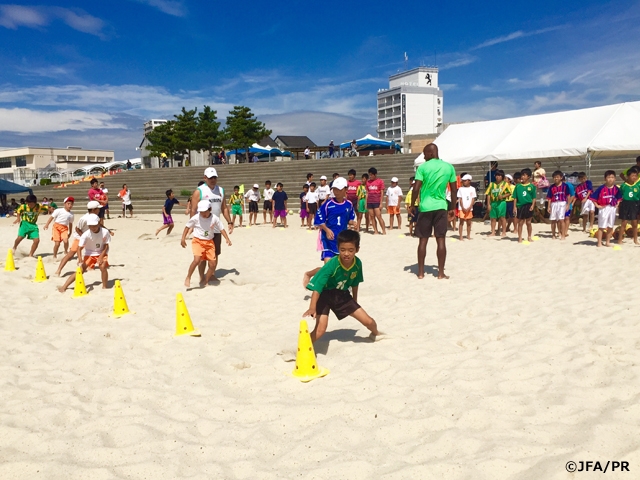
[414,210,448,238]
[516,204,534,219]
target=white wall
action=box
[404,93,437,136]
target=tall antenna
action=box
[404,52,408,71]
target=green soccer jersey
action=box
[17,204,41,224]
[306,255,364,293]
[486,181,507,203]
[620,181,640,201]
[513,183,537,207]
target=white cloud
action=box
[133,0,186,17]
[0,108,126,133]
[0,5,105,37]
[440,55,477,71]
[471,26,564,50]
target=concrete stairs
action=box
[31,153,638,214]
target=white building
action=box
[0,146,113,184]
[377,67,443,143]
[140,118,211,168]
[144,119,168,135]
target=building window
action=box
[15,156,27,167]
[0,158,11,168]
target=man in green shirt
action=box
[409,144,457,280]
[304,230,379,342]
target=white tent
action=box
[415,101,640,168]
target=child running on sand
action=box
[303,230,379,342]
[457,174,477,240]
[181,200,231,287]
[617,167,639,245]
[13,194,41,257]
[44,196,75,259]
[590,170,621,247]
[58,214,111,292]
[513,168,537,243]
[156,189,180,236]
[229,186,244,228]
[56,201,101,276]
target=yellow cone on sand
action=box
[174,293,200,337]
[112,280,133,317]
[72,267,88,297]
[33,256,47,282]
[4,249,15,271]
[291,320,329,382]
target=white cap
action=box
[87,200,101,210]
[320,175,327,180]
[332,177,348,190]
[253,183,259,188]
[204,167,218,178]
[197,200,211,212]
[86,214,100,226]
[391,177,398,183]
[505,174,513,181]
[462,174,473,181]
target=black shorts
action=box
[415,210,448,238]
[367,202,380,209]
[213,233,221,256]
[619,201,639,221]
[316,289,361,320]
[263,201,272,211]
[516,204,533,219]
[249,201,258,213]
[308,203,318,215]
[123,204,133,211]
[97,207,105,219]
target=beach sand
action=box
[1,213,639,479]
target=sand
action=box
[1,213,639,479]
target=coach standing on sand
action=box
[409,144,457,280]
[190,167,234,281]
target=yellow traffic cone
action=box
[174,293,200,337]
[112,280,133,317]
[291,320,329,382]
[4,249,16,271]
[72,267,88,297]
[33,256,47,282]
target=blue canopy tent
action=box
[339,134,401,152]
[226,144,292,162]
[0,178,33,195]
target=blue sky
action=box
[0,0,639,159]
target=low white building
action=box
[0,146,114,183]
[377,67,443,144]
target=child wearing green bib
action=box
[304,230,379,342]
[13,194,41,257]
[485,169,508,237]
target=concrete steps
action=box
[30,153,638,214]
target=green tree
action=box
[224,106,271,163]
[195,105,221,162]
[173,107,198,166]
[145,120,177,164]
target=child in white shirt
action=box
[305,183,319,229]
[316,176,331,205]
[244,184,261,226]
[456,174,477,240]
[384,177,403,229]
[58,213,111,292]
[44,196,75,259]
[263,180,275,225]
[181,200,231,287]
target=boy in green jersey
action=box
[13,194,41,257]
[485,169,508,237]
[304,230,379,342]
[229,186,244,228]
[512,168,537,243]
[617,167,640,245]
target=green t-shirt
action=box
[414,159,457,212]
[306,255,364,293]
[513,183,537,207]
[620,181,640,202]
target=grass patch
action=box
[179,189,192,196]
